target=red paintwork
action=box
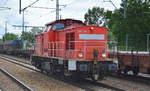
[35,19,108,61]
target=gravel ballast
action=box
[0,71,25,91]
[0,58,83,91]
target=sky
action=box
[0,0,121,39]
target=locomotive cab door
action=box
[66,32,75,59]
[40,34,44,56]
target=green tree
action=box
[108,0,150,51]
[84,7,105,26]
[84,7,115,44]
[20,31,34,43]
[20,27,42,43]
[3,33,18,41]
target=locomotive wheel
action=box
[117,70,121,75]
[51,65,59,76]
[51,64,55,74]
[59,66,65,78]
[98,75,105,80]
[71,73,79,80]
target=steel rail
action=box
[0,54,31,65]
[0,68,33,91]
[0,56,34,71]
[0,56,95,91]
[111,73,150,85]
[0,55,126,91]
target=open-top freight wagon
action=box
[31,19,117,81]
[109,51,150,75]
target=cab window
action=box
[52,23,64,31]
[66,32,75,50]
[44,25,52,32]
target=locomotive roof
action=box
[45,19,85,26]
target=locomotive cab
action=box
[65,26,117,80]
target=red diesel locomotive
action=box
[31,19,117,80]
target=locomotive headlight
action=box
[90,27,94,30]
[78,53,83,58]
[102,53,106,57]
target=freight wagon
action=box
[109,51,150,75]
[0,40,23,54]
[0,40,34,58]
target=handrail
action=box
[35,40,107,60]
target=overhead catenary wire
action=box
[110,0,117,9]
[19,0,40,32]
[29,6,56,9]
[103,0,117,9]
[21,0,40,11]
[0,7,11,10]
[19,0,64,32]
[23,0,67,23]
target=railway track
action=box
[0,56,83,91]
[2,54,150,85]
[0,54,31,65]
[0,67,33,91]
[111,73,150,85]
[0,55,126,91]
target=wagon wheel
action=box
[148,68,150,74]
[132,68,139,76]
[40,69,44,73]
[133,71,138,76]
[123,69,128,74]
